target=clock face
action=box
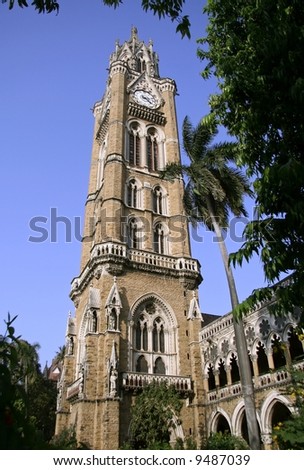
[133,90,158,108]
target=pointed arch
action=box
[209,409,232,435]
[260,391,295,435]
[152,184,167,215]
[153,221,169,254]
[127,121,143,167]
[126,177,143,209]
[129,293,178,375]
[127,217,143,249]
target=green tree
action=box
[0,314,40,448]
[204,431,249,450]
[0,314,56,448]
[54,345,65,363]
[27,372,57,442]
[273,370,304,449]
[16,339,40,394]
[162,116,260,449]
[127,381,182,449]
[199,0,304,324]
[2,0,191,37]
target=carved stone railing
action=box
[206,361,304,403]
[122,372,192,394]
[70,242,201,297]
[128,249,200,273]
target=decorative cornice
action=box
[128,102,166,125]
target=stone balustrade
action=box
[206,361,304,403]
[122,372,192,393]
[70,242,201,296]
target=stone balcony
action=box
[206,360,304,403]
[122,372,193,395]
[65,372,193,401]
[70,241,201,297]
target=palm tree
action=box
[17,339,40,393]
[54,345,66,363]
[162,115,260,450]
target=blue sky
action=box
[0,1,266,367]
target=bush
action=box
[204,432,249,450]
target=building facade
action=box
[200,302,304,449]
[56,28,204,449]
[56,29,304,450]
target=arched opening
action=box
[146,128,159,172]
[131,296,177,375]
[127,179,138,208]
[240,412,249,444]
[218,359,227,387]
[128,218,141,249]
[154,357,166,375]
[129,122,141,167]
[136,355,148,373]
[256,342,269,374]
[288,328,304,361]
[153,186,164,214]
[230,354,240,383]
[271,335,286,369]
[207,364,216,391]
[152,317,165,353]
[153,223,167,254]
[216,414,230,434]
[271,401,291,428]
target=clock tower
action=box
[55,27,204,449]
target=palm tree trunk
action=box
[206,199,260,449]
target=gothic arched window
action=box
[127,179,138,208]
[256,341,269,374]
[131,298,177,376]
[153,223,167,254]
[207,364,216,391]
[153,186,165,214]
[230,353,240,383]
[146,128,159,172]
[218,359,227,387]
[136,355,148,373]
[152,317,165,353]
[154,357,166,374]
[136,314,148,351]
[129,122,141,167]
[128,218,141,249]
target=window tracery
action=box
[146,128,159,172]
[130,297,177,375]
[128,217,141,249]
[128,122,141,167]
[153,222,167,254]
[152,185,166,214]
[127,179,138,208]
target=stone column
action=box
[251,354,260,386]
[283,341,292,367]
[266,347,275,370]
[226,365,232,386]
[261,432,273,450]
